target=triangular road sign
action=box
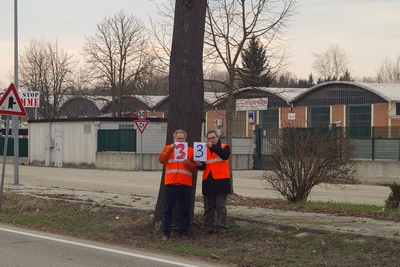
[134,120,149,134]
[0,83,27,116]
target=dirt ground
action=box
[4,183,400,240]
[3,183,400,266]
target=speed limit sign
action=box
[136,108,148,120]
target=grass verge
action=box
[1,192,400,267]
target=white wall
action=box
[28,119,254,168]
[28,122,49,163]
[136,122,168,153]
[29,121,98,166]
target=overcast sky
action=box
[1,0,399,87]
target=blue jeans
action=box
[163,185,191,236]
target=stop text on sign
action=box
[1,91,40,108]
[21,92,41,108]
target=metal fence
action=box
[349,126,400,161]
[0,138,28,157]
[255,126,400,170]
[97,129,137,152]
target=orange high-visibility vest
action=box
[202,144,230,180]
[164,145,193,186]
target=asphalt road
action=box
[0,225,223,267]
[2,165,391,206]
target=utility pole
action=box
[13,0,20,184]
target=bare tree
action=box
[312,44,351,80]
[83,10,154,117]
[204,69,228,92]
[271,71,298,87]
[204,0,296,149]
[68,67,94,95]
[151,1,296,132]
[153,0,207,228]
[358,76,377,83]
[0,80,7,90]
[134,69,169,95]
[202,0,296,193]
[376,56,400,83]
[149,0,174,65]
[263,125,359,202]
[19,39,76,119]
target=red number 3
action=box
[175,144,186,159]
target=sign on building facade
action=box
[236,98,268,111]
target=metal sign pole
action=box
[134,108,149,172]
[13,0,19,185]
[0,116,11,210]
[140,133,143,171]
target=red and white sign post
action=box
[134,108,149,134]
[134,108,149,171]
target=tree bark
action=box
[153,0,207,227]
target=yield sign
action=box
[0,83,27,116]
[134,120,149,134]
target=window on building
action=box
[259,109,279,135]
[346,105,371,138]
[396,103,400,115]
[233,111,247,137]
[307,106,330,128]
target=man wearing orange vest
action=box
[158,129,197,240]
[196,129,231,237]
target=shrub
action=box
[263,125,359,202]
[385,182,400,209]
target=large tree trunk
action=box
[153,0,207,229]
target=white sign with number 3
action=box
[193,142,207,161]
[174,142,188,161]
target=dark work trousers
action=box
[162,184,191,237]
[203,193,228,233]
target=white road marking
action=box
[0,227,199,267]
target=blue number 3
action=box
[195,144,204,158]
